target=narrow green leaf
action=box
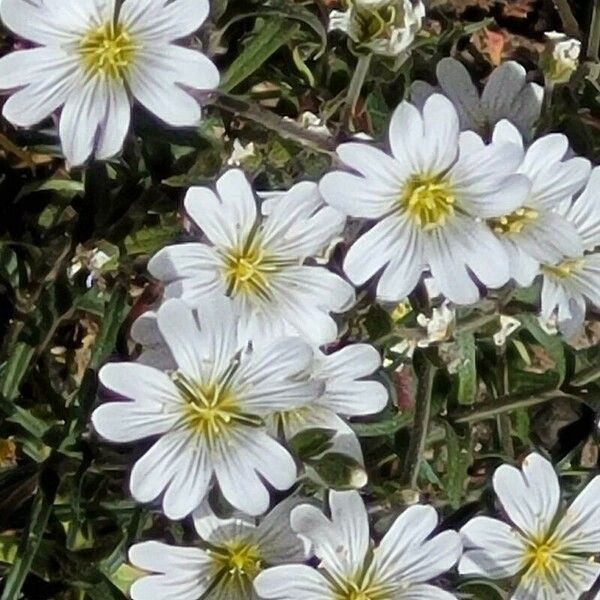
[444,423,472,509]
[1,342,35,401]
[456,332,477,405]
[220,18,300,92]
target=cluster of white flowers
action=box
[3,0,600,598]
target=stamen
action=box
[542,258,585,280]
[79,22,137,80]
[488,207,539,235]
[400,175,456,230]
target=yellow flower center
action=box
[79,22,137,80]
[523,539,562,583]
[542,258,585,279]
[172,372,253,446]
[488,207,539,235]
[221,238,294,300]
[400,175,456,230]
[211,541,262,581]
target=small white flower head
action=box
[320,94,531,305]
[0,0,219,167]
[129,498,307,600]
[254,490,462,599]
[411,58,543,139]
[149,169,354,346]
[541,32,581,84]
[329,0,425,57]
[489,121,589,286]
[268,344,388,467]
[459,452,600,599]
[540,167,600,336]
[92,298,321,519]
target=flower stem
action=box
[401,361,436,489]
[496,345,514,458]
[344,53,372,129]
[588,0,600,61]
[204,91,336,155]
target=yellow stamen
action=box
[79,22,136,80]
[522,539,563,583]
[210,541,262,581]
[542,258,585,279]
[488,207,539,235]
[400,175,456,230]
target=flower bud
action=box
[329,0,425,57]
[541,31,581,84]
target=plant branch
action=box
[204,91,336,155]
[588,0,600,60]
[344,53,372,129]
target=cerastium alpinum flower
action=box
[92,299,320,519]
[411,58,543,139]
[0,0,219,166]
[460,453,600,599]
[254,490,462,599]
[129,498,306,600]
[149,169,355,346]
[320,94,530,305]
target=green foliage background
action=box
[1,0,600,598]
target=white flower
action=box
[540,167,600,336]
[319,94,531,305]
[149,169,354,346]
[268,344,388,466]
[411,58,543,139]
[227,139,256,166]
[129,498,306,600]
[329,0,425,57]
[254,490,462,599]
[459,452,600,599]
[0,0,219,166]
[542,32,581,84]
[489,121,589,286]
[92,298,320,519]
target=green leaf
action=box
[289,428,335,459]
[1,342,35,401]
[351,410,413,437]
[456,332,477,406]
[220,18,300,92]
[124,224,181,256]
[443,423,472,509]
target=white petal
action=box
[129,541,213,600]
[59,77,111,167]
[395,584,459,600]
[482,61,529,126]
[148,242,221,282]
[0,47,76,89]
[127,57,203,127]
[255,497,308,564]
[185,170,257,248]
[458,516,527,578]
[368,505,461,586]
[98,362,181,406]
[1,0,111,45]
[95,82,131,161]
[553,476,600,553]
[253,565,333,599]
[344,215,406,286]
[420,93,460,174]
[388,99,425,171]
[436,57,483,132]
[565,166,600,249]
[119,0,210,42]
[493,452,560,540]
[130,431,211,517]
[317,344,381,380]
[214,429,297,516]
[319,170,398,218]
[291,490,369,580]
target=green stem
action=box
[553,0,582,39]
[496,346,514,457]
[344,53,373,128]
[401,362,436,489]
[588,0,600,61]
